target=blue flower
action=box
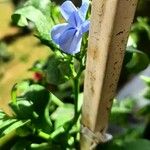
[51,0,90,54]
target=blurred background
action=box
[0,0,51,112]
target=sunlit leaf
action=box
[51,104,74,129]
[12,6,51,41]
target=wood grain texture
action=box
[81,0,138,149]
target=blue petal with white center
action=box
[51,0,90,54]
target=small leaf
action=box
[46,55,73,85]
[0,119,17,131]
[51,104,74,129]
[9,98,34,119]
[12,6,51,41]
[23,84,52,133]
[2,120,30,136]
[58,62,74,80]
[9,84,52,133]
[126,47,149,73]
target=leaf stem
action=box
[37,127,65,141]
[37,131,50,140]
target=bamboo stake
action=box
[81,0,138,149]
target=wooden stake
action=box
[81,0,138,149]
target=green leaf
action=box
[9,98,34,119]
[16,80,31,94]
[126,47,149,73]
[11,5,51,41]
[50,93,64,107]
[0,119,17,131]
[2,120,30,136]
[22,84,52,133]
[46,55,64,85]
[51,104,74,129]
[0,110,18,146]
[25,0,51,19]
[0,110,17,137]
[46,55,73,85]
[9,84,52,133]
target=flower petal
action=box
[79,0,89,18]
[68,11,83,27]
[59,28,76,53]
[59,29,82,54]
[51,23,68,44]
[81,20,90,33]
[69,31,82,54]
[60,1,77,21]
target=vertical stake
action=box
[81,0,138,149]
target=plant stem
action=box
[73,77,79,117]
[37,131,50,140]
[37,127,65,141]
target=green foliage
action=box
[124,17,150,74]
[51,104,74,129]
[126,47,149,73]
[46,54,74,85]
[9,84,52,133]
[0,80,80,149]
[11,0,60,50]
[130,17,150,53]
[0,109,30,148]
[12,5,51,41]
